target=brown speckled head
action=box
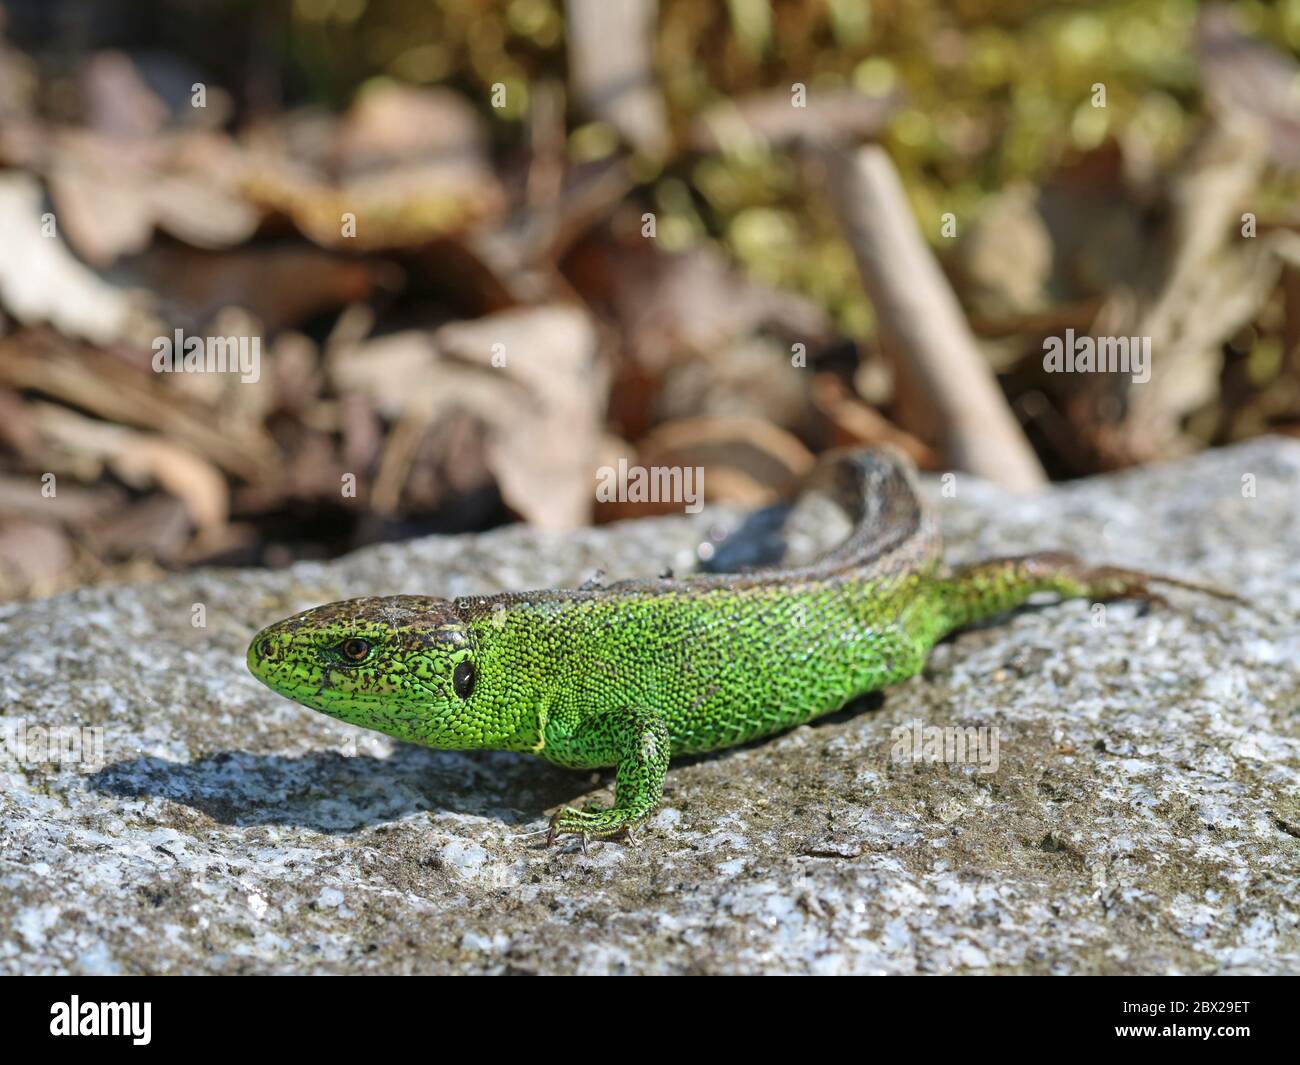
[246,596,492,747]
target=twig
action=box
[565,0,670,162]
[819,144,1047,491]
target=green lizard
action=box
[246,448,1238,849]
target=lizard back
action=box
[455,449,943,755]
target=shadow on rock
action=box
[87,745,591,834]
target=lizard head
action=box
[246,595,492,748]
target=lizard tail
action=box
[928,551,1251,637]
[790,445,942,583]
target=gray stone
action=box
[1,438,1297,975]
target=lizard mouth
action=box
[245,623,427,722]
[245,626,295,695]
[245,622,330,699]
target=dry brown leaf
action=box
[0,519,73,598]
[88,494,191,563]
[28,119,262,266]
[0,473,124,527]
[148,173,262,250]
[609,244,835,373]
[30,402,229,536]
[241,84,504,251]
[435,306,606,529]
[809,374,938,468]
[125,244,396,336]
[333,84,489,174]
[111,436,228,536]
[327,306,606,526]
[628,415,815,511]
[327,329,440,420]
[80,51,167,137]
[0,172,148,344]
[0,339,274,481]
[47,158,156,263]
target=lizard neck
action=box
[461,605,554,755]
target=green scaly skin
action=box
[246,448,1239,849]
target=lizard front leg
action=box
[546,707,670,847]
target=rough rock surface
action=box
[1,439,1297,975]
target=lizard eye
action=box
[339,637,372,662]
[453,660,475,699]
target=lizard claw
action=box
[547,804,645,851]
[547,807,596,854]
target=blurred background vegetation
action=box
[0,0,1297,601]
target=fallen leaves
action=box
[1,6,1298,605]
[0,172,151,344]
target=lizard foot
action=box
[546,803,644,849]
[1077,565,1171,609]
